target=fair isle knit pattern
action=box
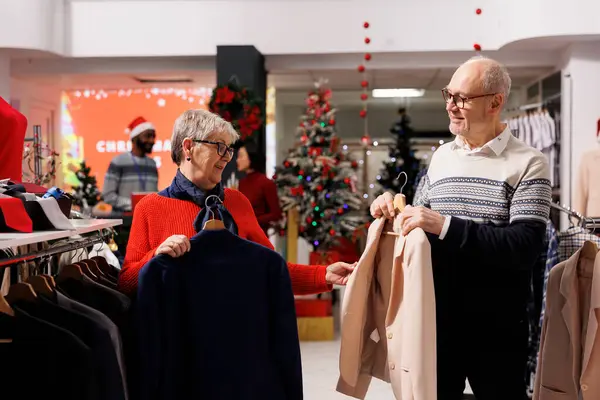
[414,130,551,226]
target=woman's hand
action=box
[369,192,396,219]
[155,235,191,258]
[325,262,358,286]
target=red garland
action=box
[209,82,265,141]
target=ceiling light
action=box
[371,88,425,98]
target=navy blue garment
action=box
[137,229,302,400]
[158,169,238,234]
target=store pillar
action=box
[560,42,600,226]
[216,45,267,180]
[0,53,10,101]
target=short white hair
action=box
[464,55,512,99]
[170,109,239,165]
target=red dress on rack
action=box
[118,189,331,296]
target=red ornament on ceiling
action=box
[364,37,371,44]
[359,110,367,118]
[360,93,368,101]
[363,22,370,28]
[361,134,371,145]
[364,53,372,61]
[358,65,365,72]
[476,8,482,14]
[474,43,482,51]
[361,80,369,88]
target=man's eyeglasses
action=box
[441,88,497,109]
[193,140,235,158]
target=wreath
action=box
[209,82,264,142]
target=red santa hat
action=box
[125,116,155,139]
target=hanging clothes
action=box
[534,242,600,399]
[506,110,558,187]
[558,226,600,262]
[137,228,303,400]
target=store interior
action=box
[2,1,600,398]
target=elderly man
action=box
[370,56,551,400]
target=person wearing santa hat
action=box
[102,116,159,212]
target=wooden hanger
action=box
[40,274,56,288]
[385,172,408,237]
[203,195,225,231]
[6,282,38,304]
[0,295,14,317]
[26,276,54,296]
[57,263,84,283]
[76,261,98,280]
[91,256,113,276]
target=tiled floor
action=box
[300,338,474,399]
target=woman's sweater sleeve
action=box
[231,189,331,295]
[118,205,158,295]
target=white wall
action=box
[2,0,600,57]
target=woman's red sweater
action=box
[117,189,331,296]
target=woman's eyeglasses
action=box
[193,140,235,158]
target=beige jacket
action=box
[575,148,600,217]
[534,242,600,400]
[337,217,436,400]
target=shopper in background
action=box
[118,109,355,296]
[102,117,159,212]
[370,56,551,400]
[236,142,282,235]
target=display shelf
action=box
[0,219,123,249]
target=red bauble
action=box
[272,174,277,180]
[337,208,344,215]
[351,161,358,168]
[311,202,317,207]
[306,217,313,224]
[279,229,285,237]
[476,8,482,14]
[364,53,372,61]
[358,65,365,73]
[360,93,368,101]
[329,119,336,125]
[474,43,482,51]
[298,169,305,175]
[360,110,367,118]
[329,229,336,236]
[364,37,371,44]
[284,161,291,168]
[363,22,370,28]
[361,80,369,88]
[299,226,305,233]
[301,135,308,142]
[344,178,351,184]
[316,184,323,191]
[361,134,371,145]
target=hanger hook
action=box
[396,171,408,194]
[204,194,223,209]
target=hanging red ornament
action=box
[301,135,308,142]
[358,65,365,72]
[311,201,317,207]
[284,161,291,168]
[306,217,313,224]
[360,93,368,101]
[344,177,351,184]
[361,134,371,145]
[351,160,358,168]
[329,229,336,236]
[329,119,336,125]
[299,226,305,233]
[272,174,277,180]
[316,184,324,192]
[337,207,344,215]
[279,229,286,237]
[476,8,482,14]
[364,37,371,44]
[474,43,482,51]
[364,53,372,61]
[298,169,305,176]
[363,22,370,28]
[361,80,369,88]
[360,110,367,118]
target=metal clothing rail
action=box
[506,93,562,113]
[550,202,600,230]
[0,231,107,268]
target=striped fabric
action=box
[414,128,551,226]
[102,152,158,211]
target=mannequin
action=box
[574,120,600,217]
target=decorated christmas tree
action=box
[273,83,366,250]
[71,161,101,209]
[376,108,422,205]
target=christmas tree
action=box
[71,161,101,209]
[376,108,422,205]
[273,83,366,250]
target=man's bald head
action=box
[457,56,512,101]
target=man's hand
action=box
[325,262,357,286]
[398,205,445,236]
[370,192,396,219]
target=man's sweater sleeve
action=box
[441,156,551,268]
[270,255,303,400]
[102,161,131,210]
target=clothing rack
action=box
[549,202,600,230]
[0,230,109,268]
[506,93,562,113]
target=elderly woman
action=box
[118,109,356,296]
